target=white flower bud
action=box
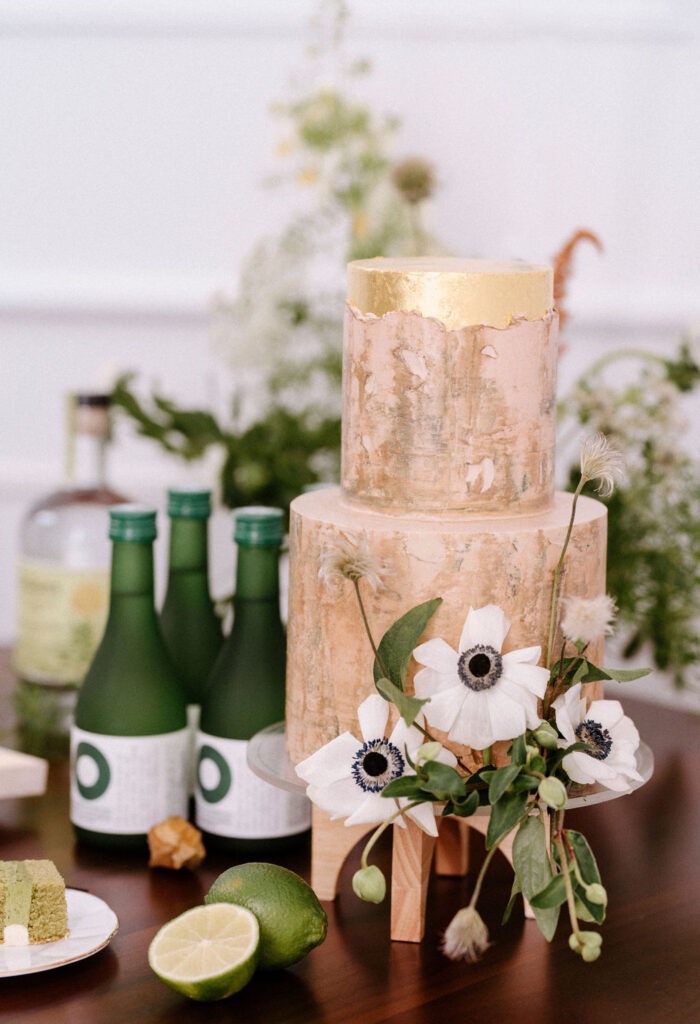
[416,741,443,763]
[352,865,386,904]
[538,777,568,810]
[585,883,608,906]
[533,721,559,750]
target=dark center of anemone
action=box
[362,751,388,777]
[457,644,503,692]
[575,719,613,760]
[351,738,405,793]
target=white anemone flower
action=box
[413,605,549,750]
[553,683,642,793]
[295,694,455,836]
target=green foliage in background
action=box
[562,340,700,687]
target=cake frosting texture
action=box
[286,258,607,765]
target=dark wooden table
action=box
[1,654,698,1024]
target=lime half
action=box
[148,903,259,1001]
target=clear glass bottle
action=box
[195,507,311,851]
[159,487,222,707]
[13,393,127,757]
[71,506,189,850]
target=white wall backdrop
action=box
[1,0,699,642]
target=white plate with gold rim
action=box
[0,888,119,977]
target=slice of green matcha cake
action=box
[0,860,68,945]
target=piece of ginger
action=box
[148,816,206,870]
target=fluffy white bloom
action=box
[413,605,549,750]
[553,683,642,793]
[560,595,617,645]
[295,694,455,835]
[441,906,490,962]
[318,532,393,594]
[580,433,624,497]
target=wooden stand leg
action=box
[434,816,470,877]
[310,806,374,901]
[390,822,437,943]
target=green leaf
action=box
[488,763,522,805]
[446,790,480,818]
[574,895,596,923]
[502,876,521,925]
[510,735,528,766]
[571,660,589,685]
[381,776,428,799]
[579,662,652,684]
[553,830,606,925]
[478,769,497,785]
[419,761,466,802]
[565,830,602,885]
[486,790,528,849]
[529,874,567,909]
[375,677,429,727]
[512,815,560,940]
[599,666,653,683]
[373,598,443,690]
[512,773,541,793]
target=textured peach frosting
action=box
[285,258,607,765]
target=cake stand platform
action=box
[248,723,654,942]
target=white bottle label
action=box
[195,732,311,840]
[70,726,189,834]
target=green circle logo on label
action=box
[75,741,111,800]
[197,744,232,803]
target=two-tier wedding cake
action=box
[285,258,606,768]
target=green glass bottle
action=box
[71,506,189,849]
[195,507,311,851]
[159,487,222,706]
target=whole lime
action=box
[205,862,327,970]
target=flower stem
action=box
[482,746,492,767]
[360,801,423,869]
[545,475,586,670]
[469,808,531,909]
[555,829,583,945]
[352,578,390,680]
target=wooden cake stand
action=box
[248,723,654,943]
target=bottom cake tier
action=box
[286,487,607,766]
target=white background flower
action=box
[554,683,642,792]
[413,605,549,749]
[295,694,455,835]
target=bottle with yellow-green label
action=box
[13,393,127,757]
[195,507,311,852]
[71,506,189,850]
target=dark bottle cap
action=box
[167,487,212,520]
[234,506,284,547]
[74,393,112,408]
[109,504,157,543]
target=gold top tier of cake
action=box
[341,257,559,515]
[347,257,553,331]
